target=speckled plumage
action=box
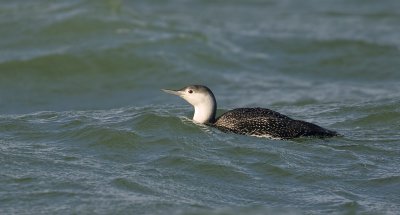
[162,85,338,140]
[213,108,337,139]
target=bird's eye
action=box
[188,90,193,94]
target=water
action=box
[1,0,400,214]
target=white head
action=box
[162,85,217,124]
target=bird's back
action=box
[213,108,337,139]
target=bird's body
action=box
[162,85,338,139]
[213,108,337,139]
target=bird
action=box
[162,85,338,139]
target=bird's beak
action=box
[161,89,184,96]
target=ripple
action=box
[112,177,159,195]
[366,175,400,186]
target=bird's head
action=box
[162,85,217,123]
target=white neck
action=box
[193,102,215,123]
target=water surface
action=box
[1,0,400,214]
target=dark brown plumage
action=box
[213,108,338,139]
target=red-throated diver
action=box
[162,85,338,139]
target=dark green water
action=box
[1,1,400,214]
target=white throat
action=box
[193,102,215,123]
[184,93,216,124]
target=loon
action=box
[162,85,338,139]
